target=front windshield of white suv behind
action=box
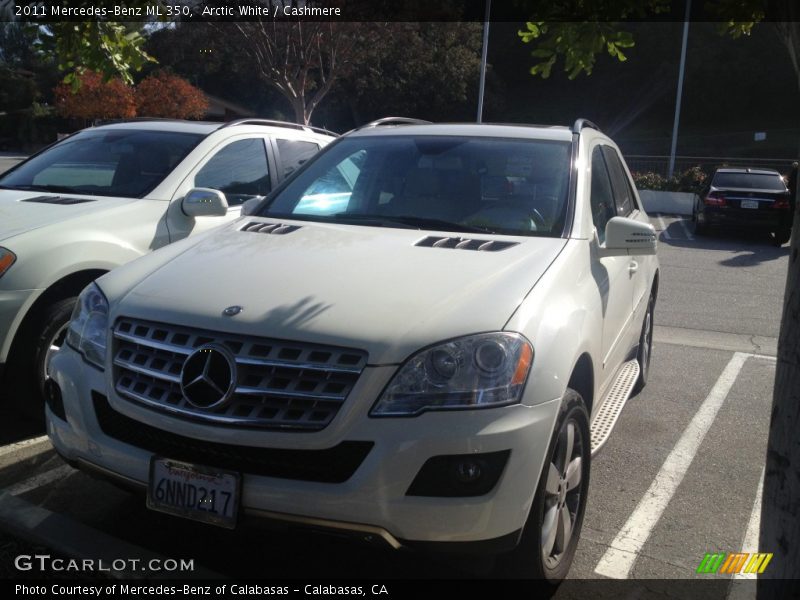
[262,136,572,237]
[0,129,203,198]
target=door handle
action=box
[629,260,639,274]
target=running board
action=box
[590,359,640,455]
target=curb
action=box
[0,436,52,470]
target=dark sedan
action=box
[693,168,793,246]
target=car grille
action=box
[112,317,368,431]
[92,392,373,483]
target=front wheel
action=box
[495,389,590,583]
[8,296,76,420]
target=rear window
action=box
[712,172,786,191]
[263,136,572,237]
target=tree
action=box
[517,3,800,591]
[341,22,483,123]
[54,70,135,121]
[226,2,362,125]
[135,71,208,119]
[36,21,155,87]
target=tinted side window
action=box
[195,138,270,206]
[277,139,319,179]
[602,146,635,216]
[590,147,617,244]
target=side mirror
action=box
[182,188,228,217]
[600,216,657,257]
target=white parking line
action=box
[726,467,765,600]
[594,352,750,579]
[5,464,74,496]
[655,214,672,240]
[734,466,765,581]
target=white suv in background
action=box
[0,119,335,415]
[47,118,658,582]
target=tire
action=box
[772,228,791,247]
[633,291,655,394]
[693,213,708,235]
[495,388,590,583]
[7,296,76,421]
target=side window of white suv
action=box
[590,147,617,244]
[602,146,635,216]
[276,139,320,179]
[195,138,271,206]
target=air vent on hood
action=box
[415,236,519,252]
[241,221,301,235]
[22,195,97,205]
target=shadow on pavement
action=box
[0,393,45,445]
[659,220,792,267]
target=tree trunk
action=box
[758,170,800,597]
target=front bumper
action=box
[47,344,562,548]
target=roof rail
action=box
[357,117,433,130]
[572,118,601,134]
[94,117,193,126]
[218,118,338,137]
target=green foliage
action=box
[518,0,671,79]
[35,22,155,87]
[672,165,707,195]
[344,22,482,121]
[707,0,763,39]
[0,65,37,111]
[632,166,707,194]
[519,21,635,79]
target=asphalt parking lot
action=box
[0,213,789,594]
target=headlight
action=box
[0,248,16,278]
[370,333,533,417]
[65,283,109,370]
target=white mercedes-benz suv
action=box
[47,118,658,581]
[0,118,334,415]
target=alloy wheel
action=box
[541,418,585,569]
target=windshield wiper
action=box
[331,213,498,234]
[8,184,78,194]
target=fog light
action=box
[453,460,484,483]
[406,450,510,497]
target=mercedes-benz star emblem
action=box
[180,344,237,409]
[223,305,243,316]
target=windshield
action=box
[0,129,203,198]
[711,172,786,191]
[261,135,572,237]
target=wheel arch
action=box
[567,352,595,417]
[6,269,108,360]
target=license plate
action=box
[741,200,759,209]
[147,458,240,529]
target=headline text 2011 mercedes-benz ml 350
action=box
[47,118,658,582]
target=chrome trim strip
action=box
[244,507,403,549]
[235,356,362,374]
[115,331,363,374]
[113,357,181,384]
[235,385,346,401]
[114,384,326,429]
[113,331,192,356]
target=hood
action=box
[0,190,137,242]
[113,219,566,364]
